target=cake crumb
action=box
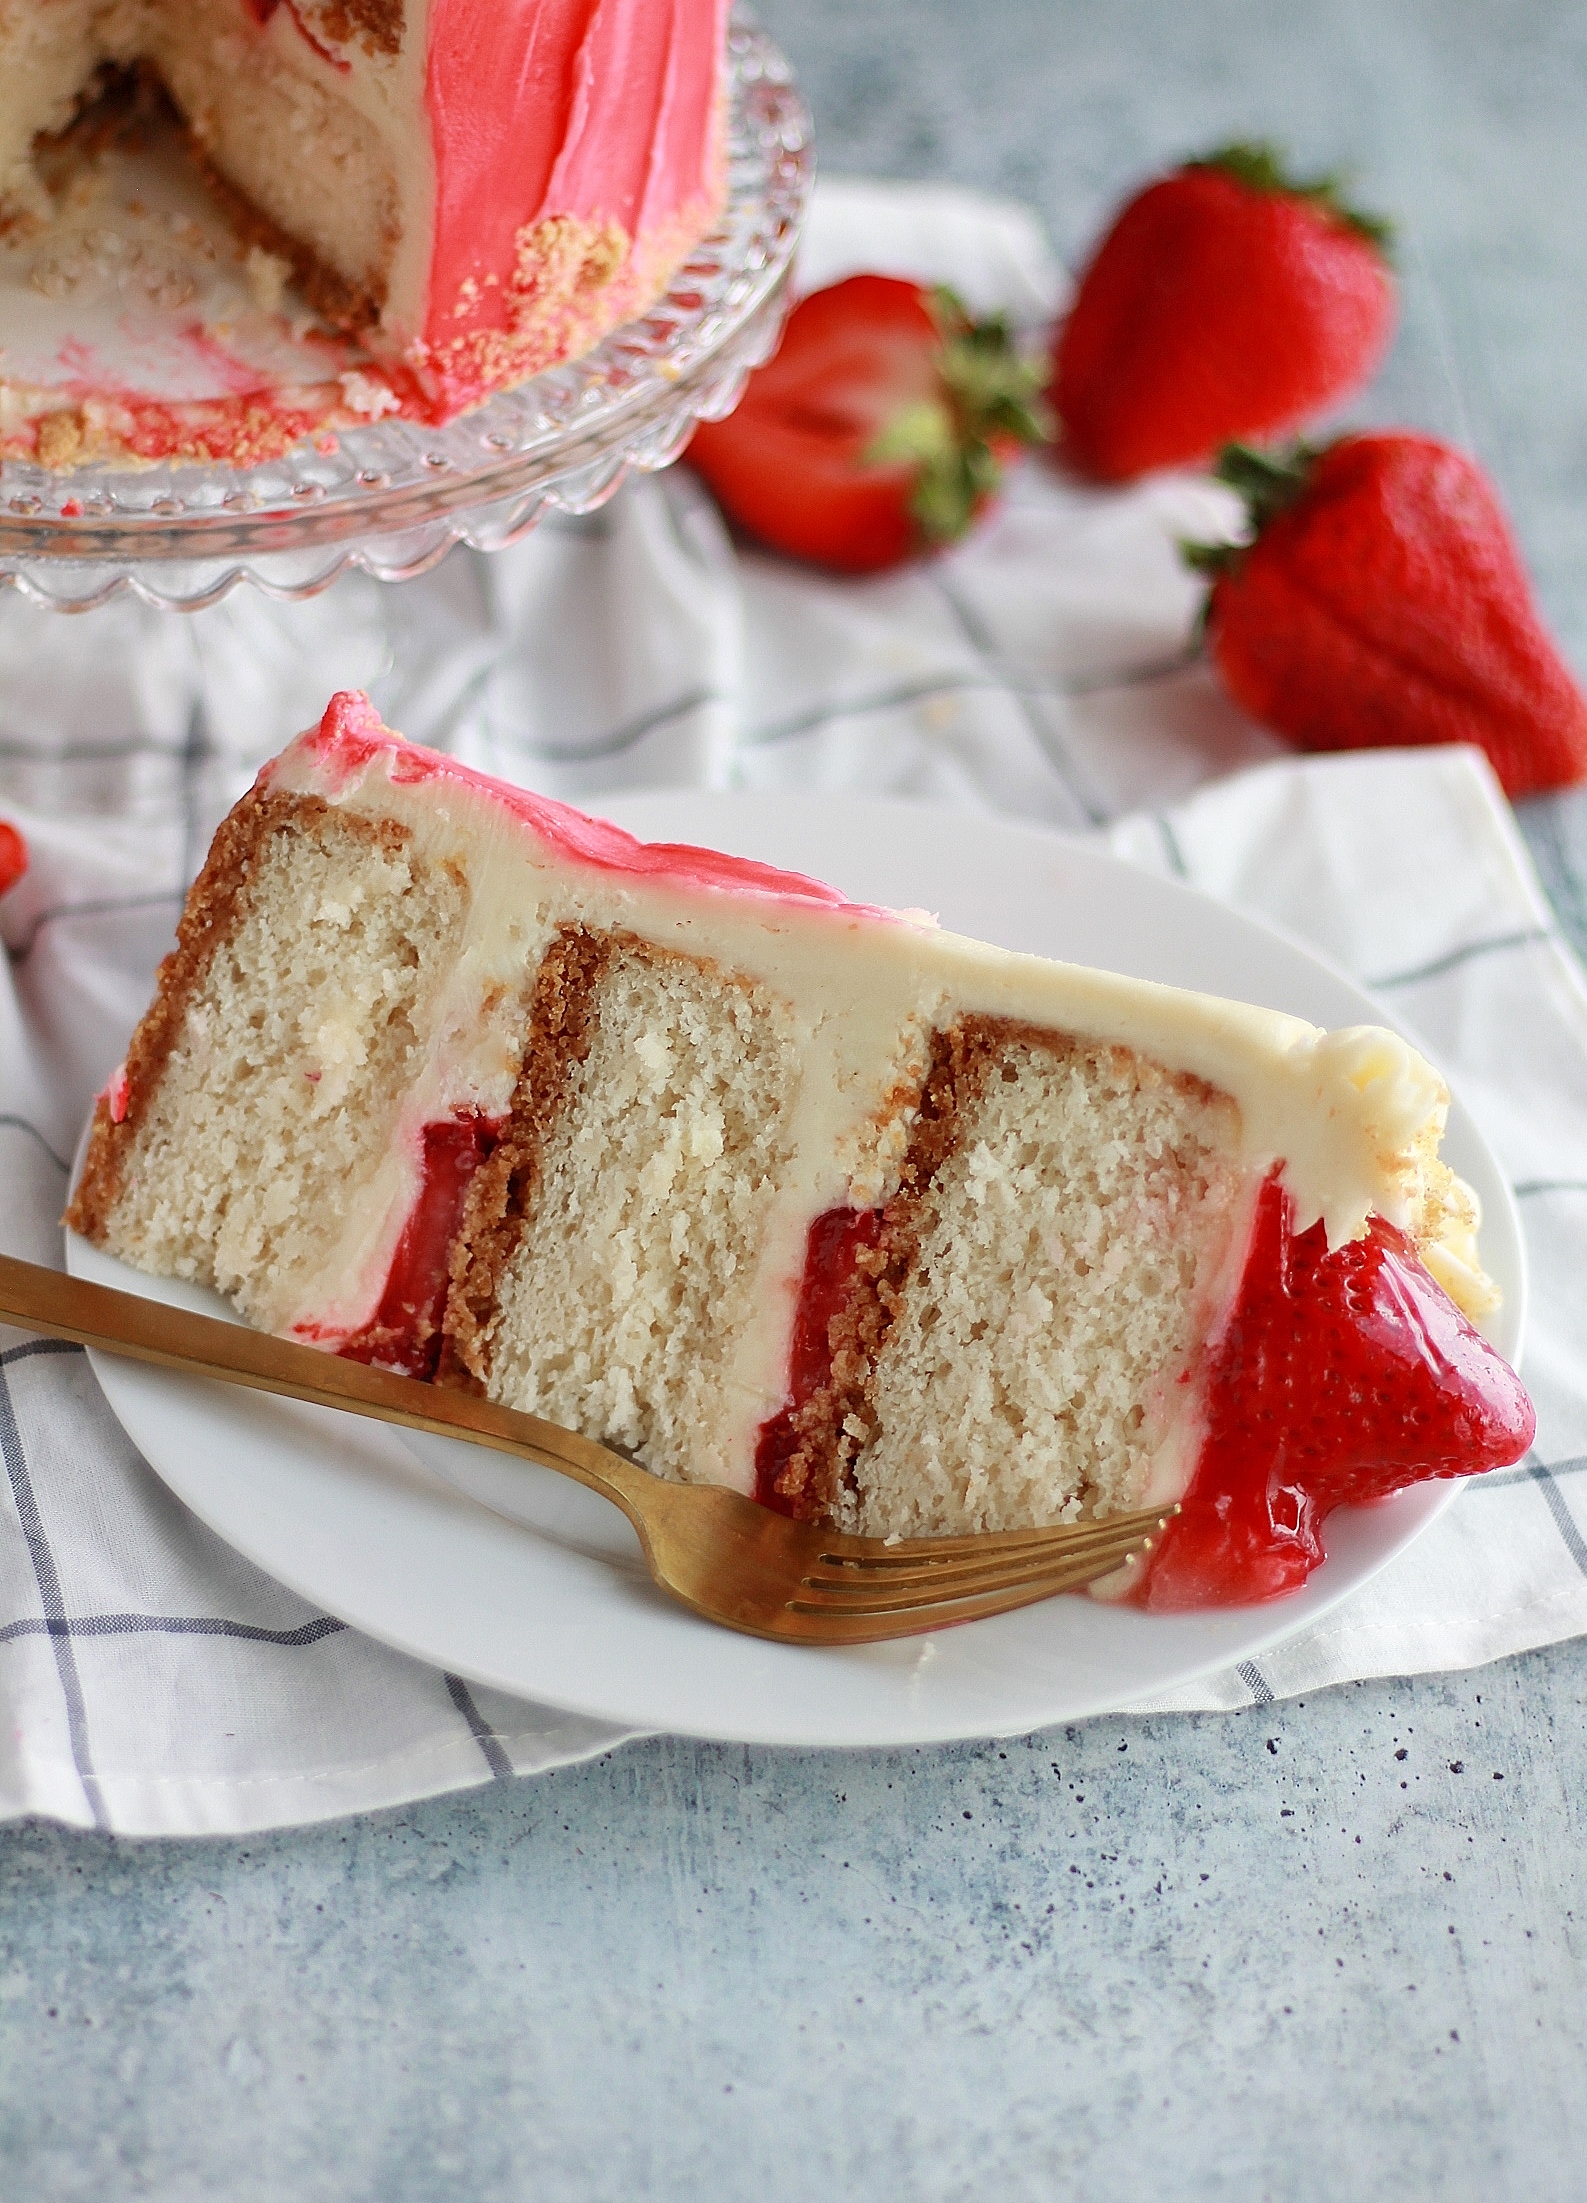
[245,245,292,316]
[35,408,84,468]
[338,369,400,420]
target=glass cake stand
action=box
[0,16,812,613]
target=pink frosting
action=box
[279,692,897,918]
[421,0,727,351]
[543,0,724,239]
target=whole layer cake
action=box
[0,0,728,425]
[67,693,1535,1609]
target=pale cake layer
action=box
[846,1028,1244,1538]
[0,0,131,225]
[477,944,801,1486]
[0,2,409,313]
[77,790,469,1334]
[156,8,404,324]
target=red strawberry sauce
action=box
[1136,1173,1533,1609]
[754,1206,881,1512]
[334,1111,501,1378]
[753,1174,1534,1604]
[241,0,351,71]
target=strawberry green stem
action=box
[865,287,1052,545]
[1181,440,1321,577]
[1188,140,1393,252]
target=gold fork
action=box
[0,1252,1174,1644]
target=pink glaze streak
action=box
[18,331,364,471]
[278,691,899,919]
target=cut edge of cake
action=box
[66,692,1532,1595]
[0,0,730,443]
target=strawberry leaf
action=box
[865,287,1052,546]
[1188,140,1394,253]
[1215,438,1319,523]
[931,289,1053,448]
[1181,439,1322,580]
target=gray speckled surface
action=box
[5,1659,1586,2201]
[6,4,1587,2196]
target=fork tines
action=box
[789,1505,1175,1617]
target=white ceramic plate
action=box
[65,792,1527,1746]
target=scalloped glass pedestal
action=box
[0,18,811,613]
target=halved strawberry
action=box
[0,821,27,899]
[1055,142,1395,482]
[1186,435,1587,799]
[686,274,1049,574]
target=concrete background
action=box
[5,1653,1586,2200]
[5,4,1587,2196]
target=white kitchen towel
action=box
[2,180,1586,1833]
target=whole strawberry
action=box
[1055,143,1395,481]
[686,275,1049,573]
[1187,436,1587,799]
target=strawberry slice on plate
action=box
[686,274,1049,574]
[1136,1174,1535,1612]
[1055,142,1395,482]
[1186,435,1587,800]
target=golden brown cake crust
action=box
[313,0,405,60]
[438,925,617,1392]
[64,786,407,1244]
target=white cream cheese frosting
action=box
[269,695,1492,1244]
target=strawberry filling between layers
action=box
[334,1110,502,1379]
[753,1175,1534,1603]
[754,1205,883,1514]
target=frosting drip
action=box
[288,691,892,915]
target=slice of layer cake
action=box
[66,693,1535,1609]
[0,0,728,424]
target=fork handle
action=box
[0,1251,656,1528]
